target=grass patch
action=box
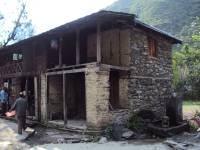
[183,105,200,113]
[183,101,200,105]
[183,101,200,119]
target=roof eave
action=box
[135,20,182,44]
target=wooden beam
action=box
[63,73,67,126]
[76,29,80,64]
[46,68,87,76]
[97,22,101,63]
[59,38,63,67]
[47,62,97,72]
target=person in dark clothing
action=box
[10,92,27,134]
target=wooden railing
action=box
[0,62,23,77]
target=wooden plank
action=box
[46,68,87,76]
[76,29,80,64]
[47,62,97,72]
[59,38,63,67]
[97,22,101,63]
[63,73,67,126]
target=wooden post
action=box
[76,29,80,64]
[97,22,101,63]
[34,77,38,120]
[25,77,29,115]
[46,75,50,120]
[63,73,67,126]
[59,38,63,67]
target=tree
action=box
[0,0,34,47]
[173,17,200,99]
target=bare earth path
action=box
[0,118,172,150]
[2,118,200,150]
[0,118,30,150]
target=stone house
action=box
[0,11,181,130]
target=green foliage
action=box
[127,113,143,132]
[172,17,200,99]
[107,0,200,39]
[0,0,34,47]
[108,0,200,99]
[189,121,198,132]
[194,110,200,118]
[183,101,200,105]
[104,124,113,140]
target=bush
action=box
[126,113,144,132]
[188,120,198,132]
[104,124,113,140]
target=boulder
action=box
[98,137,108,144]
[122,130,135,139]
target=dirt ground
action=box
[25,125,92,146]
[1,102,200,150]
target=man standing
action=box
[10,92,27,134]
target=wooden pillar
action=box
[34,77,38,120]
[63,73,67,126]
[25,77,29,115]
[59,38,63,67]
[46,75,50,120]
[97,22,101,63]
[76,29,80,64]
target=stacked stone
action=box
[128,28,173,118]
[85,65,110,129]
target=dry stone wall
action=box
[128,28,173,118]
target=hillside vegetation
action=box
[107,0,200,40]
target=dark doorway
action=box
[21,77,35,116]
[109,71,120,110]
[48,75,63,120]
[65,73,86,120]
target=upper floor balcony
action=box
[46,22,131,72]
[0,62,23,78]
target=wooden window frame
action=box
[148,37,157,57]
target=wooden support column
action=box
[34,76,38,120]
[59,38,63,67]
[25,77,29,115]
[46,75,50,120]
[76,29,80,64]
[63,73,67,126]
[97,22,101,63]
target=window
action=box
[148,37,157,57]
[12,53,23,61]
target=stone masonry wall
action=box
[128,28,173,118]
[85,65,110,129]
[48,75,63,120]
[119,73,129,109]
[40,74,47,123]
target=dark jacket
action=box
[11,97,27,117]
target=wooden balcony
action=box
[0,62,23,77]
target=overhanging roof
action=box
[0,10,181,51]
